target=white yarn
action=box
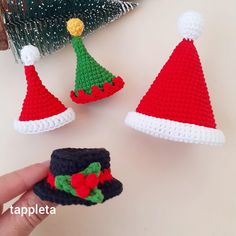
[20,45,41,66]
[125,112,225,146]
[14,108,76,134]
[177,11,204,40]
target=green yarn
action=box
[82,162,101,176]
[72,37,115,95]
[54,162,104,203]
[86,188,104,203]
[55,175,77,197]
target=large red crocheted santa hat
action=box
[125,11,225,145]
[14,45,75,134]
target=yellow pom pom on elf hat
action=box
[67,18,84,37]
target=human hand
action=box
[0,162,57,236]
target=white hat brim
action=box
[125,112,225,146]
[14,108,75,134]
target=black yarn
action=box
[50,148,111,176]
[33,148,123,206]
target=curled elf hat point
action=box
[14,45,75,134]
[67,18,125,104]
[33,148,123,206]
[125,11,225,146]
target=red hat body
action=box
[125,11,225,145]
[14,45,75,135]
[20,66,67,121]
[137,39,216,129]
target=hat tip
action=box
[20,45,40,66]
[67,18,84,37]
[177,11,204,40]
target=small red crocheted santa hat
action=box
[14,45,75,134]
[125,11,225,145]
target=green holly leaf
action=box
[55,175,77,197]
[82,162,101,176]
[86,188,104,203]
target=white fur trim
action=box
[178,11,203,40]
[20,45,40,65]
[125,112,225,146]
[14,108,75,134]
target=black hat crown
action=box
[50,148,111,176]
[33,148,122,206]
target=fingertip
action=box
[0,191,57,236]
[0,162,50,205]
[40,160,50,167]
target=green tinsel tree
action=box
[1,0,138,58]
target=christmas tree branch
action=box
[1,0,138,57]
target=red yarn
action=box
[86,173,99,189]
[71,173,86,189]
[47,173,55,188]
[19,66,67,121]
[137,39,216,128]
[48,168,112,199]
[76,185,91,198]
[70,77,125,104]
[72,173,100,199]
[99,169,113,184]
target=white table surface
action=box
[0,0,235,235]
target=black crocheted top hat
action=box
[33,148,123,206]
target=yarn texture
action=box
[68,18,125,104]
[67,18,84,37]
[15,108,75,134]
[33,148,123,206]
[177,11,203,40]
[20,45,41,66]
[15,46,75,134]
[125,112,225,145]
[137,40,216,129]
[47,162,113,203]
[125,11,225,146]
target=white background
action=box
[0,0,236,235]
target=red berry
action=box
[86,174,99,189]
[71,173,86,189]
[76,186,91,198]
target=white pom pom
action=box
[20,45,40,66]
[177,11,204,40]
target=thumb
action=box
[0,191,57,236]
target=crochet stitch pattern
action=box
[34,148,123,206]
[14,45,75,134]
[67,18,125,104]
[137,39,216,128]
[47,162,113,203]
[125,11,225,145]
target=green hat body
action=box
[70,37,124,104]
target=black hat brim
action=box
[33,178,123,206]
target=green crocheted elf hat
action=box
[67,18,125,104]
